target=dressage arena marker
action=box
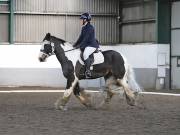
[0,90,180,96]
[140,92,180,96]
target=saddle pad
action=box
[79,51,104,65]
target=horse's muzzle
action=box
[38,52,48,62]
[39,57,45,62]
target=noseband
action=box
[40,40,55,56]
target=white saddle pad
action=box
[79,51,104,65]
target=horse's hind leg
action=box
[104,76,116,102]
[99,76,115,108]
[117,78,136,106]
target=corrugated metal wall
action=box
[0,3,9,42]
[13,0,119,44]
[92,17,118,44]
[121,0,156,43]
[15,0,117,14]
[0,0,158,44]
[171,1,180,89]
[0,14,9,42]
[15,15,66,42]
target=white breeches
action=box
[83,47,97,60]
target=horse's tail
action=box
[126,64,143,92]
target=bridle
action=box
[40,40,78,56]
[40,40,55,56]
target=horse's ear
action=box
[45,33,51,41]
[46,33,51,38]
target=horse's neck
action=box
[55,42,80,67]
[54,43,69,66]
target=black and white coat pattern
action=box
[39,33,142,110]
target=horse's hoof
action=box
[125,94,136,106]
[56,105,68,111]
[54,102,68,111]
[126,98,136,106]
[59,105,68,111]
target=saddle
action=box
[79,49,104,66]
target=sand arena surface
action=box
[0,90,180,135]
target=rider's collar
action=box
[82,22,89,27]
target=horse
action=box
[38,33,142,110]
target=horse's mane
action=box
[51,36,66,45]
[43,33,67,45]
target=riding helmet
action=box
[80,12,91,21]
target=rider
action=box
[73,12,99,77]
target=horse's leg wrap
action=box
[54,89,73,110]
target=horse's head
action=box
[38,33,54,62]
[39,33,69,62]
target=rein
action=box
[48,37,79,53]
[64,48,78,53]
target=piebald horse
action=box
[38,33,142,110]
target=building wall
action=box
[120,0,156,43]
[0,14,9,42]
[171,1,180,89]
[0,0,119,44]
[0,2,9,42]
[0,44,169,89]
[15,0,118,13]
[0,0,159,44]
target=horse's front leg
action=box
[55,76,78,110]
[73,83,92,108]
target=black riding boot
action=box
[84,58,92,78]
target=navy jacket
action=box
[74,22,99,51]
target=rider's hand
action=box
[73,44,80,49]
[73,43,76,48]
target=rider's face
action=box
[81,19,87,25]
[81,19,83,25]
